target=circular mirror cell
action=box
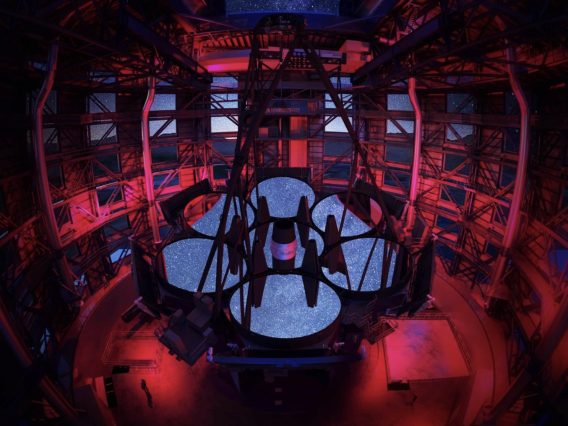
[251,222,324,269]
[312,194,379,237]
[230,275,341,339]
[190,193,254,237]
[323,238,397,292]
[162,238,241,293]
[250,177,315,218]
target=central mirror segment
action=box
[270,219,298,271]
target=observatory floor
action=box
[384,318,470,381]
[72,272,506,426]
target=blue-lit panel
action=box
[163,238,240,293]
[226,0,340,14]
[191,194,255,237]
[322,238,397,292]
[230,276,341,339]
[251,177,315,218]
[312,195,370,237]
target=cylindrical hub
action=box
[270,219,297,271]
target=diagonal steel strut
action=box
[200,30,302,321]
[302,37,399,239]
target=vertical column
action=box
[33,44,78,295]
[141,76,162,244]
[278,117,283,167]
[482,45,534,425]
[406,77,422,229]
[484,279,568,423]
[488,46,530,299]
[0,290,81,423]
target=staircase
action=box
[342,299,398,344]
[472,399,526,426]
[367,319,398,344]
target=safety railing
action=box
[101,331,163,374]
[382,313,476,385]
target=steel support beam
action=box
[142,76,162,245]
[204,21,302,321]
[0,8,206,91]
[303,37,399,239]
[354,2,568,89]
[33,44,78,296]
[361,0,408,25]
[484,283,568,424]
[352,12,445,83]
[487,45,530,299]
[406,77,422,229]
[0,297,82,424]
[122,12,212,88]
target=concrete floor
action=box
[73,272,505,426]
[431,263,510,425]
[103,333,161,366]
[73,275,137,389]
[384,319,470,381]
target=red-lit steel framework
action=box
[0,0,567,424]
[194,13,403,327]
